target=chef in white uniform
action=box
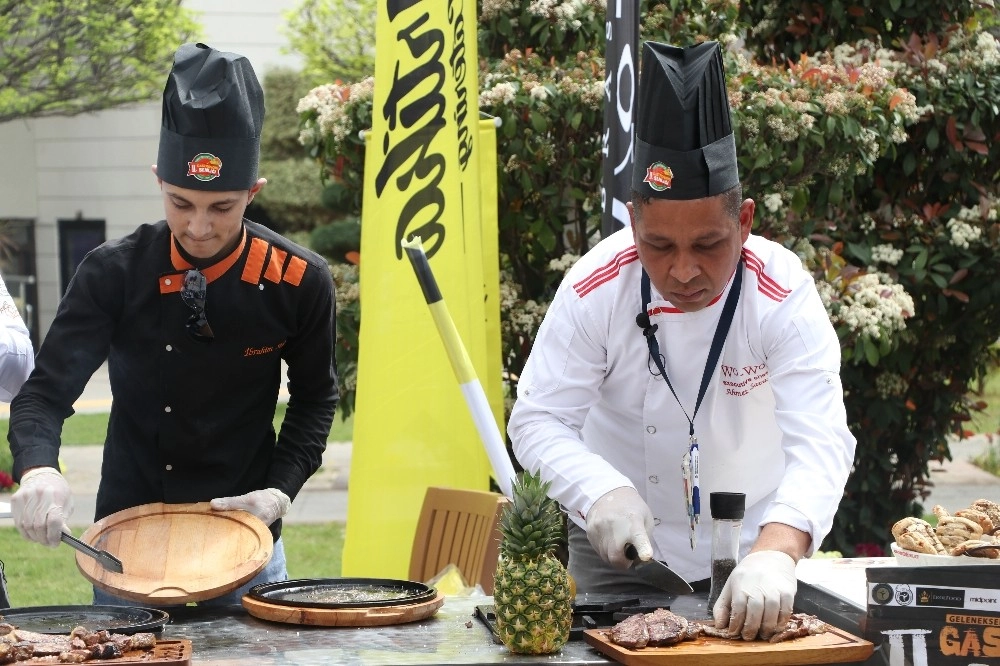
[507,40,856,641]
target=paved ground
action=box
[1,363,998,528]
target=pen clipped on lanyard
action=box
[682,436,700,550]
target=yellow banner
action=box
[343,0,498,579]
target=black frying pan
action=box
[247,578,436,609]
[0,605,169,634]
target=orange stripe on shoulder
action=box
[283,256,307,286]
[159,274,184,294]
[265,247,287,284]
[241,238,269,284]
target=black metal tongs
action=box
[60,532,124,574]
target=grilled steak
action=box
[609,612,649,649]
[8,628,70,655]
[609,609,703,649]
[645,608,697,646]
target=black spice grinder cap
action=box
[710,492,746,520]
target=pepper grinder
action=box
[706,491,745,611]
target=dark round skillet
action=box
[247,577,437,609]
[0,605,169,634]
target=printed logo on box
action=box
[919,588,967,608]
[869,582,999,612]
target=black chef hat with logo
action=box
[157,42,264,191]
[632,40,739,200]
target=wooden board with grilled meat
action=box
[0,623,191,665]
[584,609,873,666]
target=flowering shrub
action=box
[736,18,1000,554]
[298,0,1000,554]
[330,262,360,418]
[738,0,989,62]
[296,77,374,217]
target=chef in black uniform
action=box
[7,42,339,606]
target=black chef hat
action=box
[157,42,264,191]
[632,41,738,200]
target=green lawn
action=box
[0,523,344,607]
[1,404,353,448]
[968,368,1000,436]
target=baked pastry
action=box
[954,508,994,536]
[970,499,1000,534]
[892,517,946,554]
[935,515,984,548]
[950,539,1000,558]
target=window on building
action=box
[58,218,106,295]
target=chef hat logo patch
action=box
[187,153,223,181]
[643,162,674,191]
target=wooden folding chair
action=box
[409,486,508,594]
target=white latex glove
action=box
[11,467,73,548]
[585,486,655,569]
[210,488,291,526]
[713,550,797,641]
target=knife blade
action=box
[61,532,124,574]
[625,543,693,595]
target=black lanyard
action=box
[637,259,743,437]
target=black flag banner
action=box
[600,1,639,238]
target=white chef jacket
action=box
[0,274,33,402]
[508,228,856,582]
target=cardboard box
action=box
[865,564,1000,665]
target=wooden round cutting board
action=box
[242,593,445,627]
[77,502,273,604]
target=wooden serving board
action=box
[22,639,192,665]
[77,502,273,604]
[242,592,445,627]
[583,627,874,665]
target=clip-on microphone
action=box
[636,311,658,339]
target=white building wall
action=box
[0,0,303,338]
[0,121,39,218]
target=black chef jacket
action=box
[9,220,339,542]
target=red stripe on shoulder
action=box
[573,246,639,298]
[742,248,791,303]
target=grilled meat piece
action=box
[12,628,71,655]
[700,612,829,643]
[117,632,156,650]
[59,648,92,663]
[768,613,829,643]
[609,609,703,649]
[8,642,33,661]
[89,641,123,659]
[645,608,701,646]
[609,612,649,649]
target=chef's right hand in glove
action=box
[585,486,654,569]
[11,466,73,548]
[712,550,797,640]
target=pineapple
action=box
[493,470,573,654]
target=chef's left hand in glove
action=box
[211,488,291,526]
[713,550,797,641]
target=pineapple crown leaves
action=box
[498,470,564,558]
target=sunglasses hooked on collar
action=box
[180,269,214,342]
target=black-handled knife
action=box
[625,543,693,595]
[61,532,124,574]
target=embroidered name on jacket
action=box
[721,363,770,397]
[245,341,286,357]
